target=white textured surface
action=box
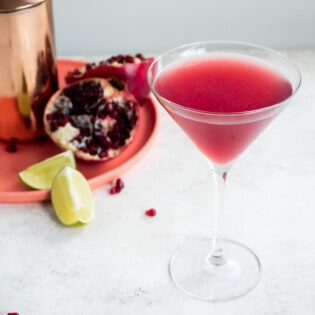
[0,50,315,314]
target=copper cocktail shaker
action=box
[0,0,58,142]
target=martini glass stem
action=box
[208,169,228,266]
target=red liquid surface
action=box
[154,56,293,164]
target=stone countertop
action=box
[0,50,315,315]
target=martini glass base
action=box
[169,239,261,301]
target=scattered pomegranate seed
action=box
[145,208,157,217]
[109,178,125,194]
[5,138,18,153]
[115,178,124,190]
[7,313,19,315]
[109,186,121,195]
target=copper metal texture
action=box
[0,0,58,141]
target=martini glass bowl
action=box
[147,41,301,301]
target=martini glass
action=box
[147,41,301,301]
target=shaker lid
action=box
[0,0,45,13]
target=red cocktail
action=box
[148,42,301,301]
[154,56,292,164]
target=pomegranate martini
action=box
[147,41,301,301]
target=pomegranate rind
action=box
[43,78,140,162]
[65,54,155,102]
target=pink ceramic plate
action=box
[0,59,159,203]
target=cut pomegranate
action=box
[44,78,140,162]
[145,208,157,217]
[65,54,154,102]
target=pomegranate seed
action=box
[80,147,88,153]
[125,55,134,63]
[117,55,124,63]
[89,144,98,155]
[115,178,124,190]
[108,78,125,91]
[109,178,125,194]
[98,111,107,119]
[107,56,117,63]
[5,138,18,153]
[109,186,121,195]
[98,150,108,158]
[46,113,54,121]
[110,142,120,149]
[145,208,157,217]
[55,109,64,118]
[59,116,70,127]
[135,53,144,60]
[49,121,59,132]
[7,313,19,315]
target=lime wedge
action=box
[18,150,76,189]
[51,166,95,225]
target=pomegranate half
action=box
[44,78,140,162]
[65,54,154,102]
